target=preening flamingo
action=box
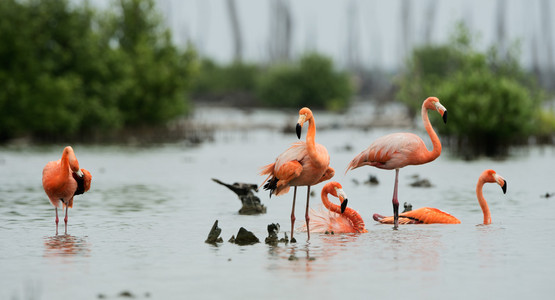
[346,97,447,229]
[304,182,367,233]
[260,107,333,242]
[373,169,507,225]
[42,146,92,235]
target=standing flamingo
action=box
[304,182,367,233]
[42,146,92,235]
[346,97,447,229]
[373,169,507,225]
[260,107,333,242]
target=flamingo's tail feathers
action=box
[345,150,370,174]
[263,176,279,198]
[259,163,275,191]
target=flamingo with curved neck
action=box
[306,182,367,233]
[42,146,92,235]
[260,107,333,242]
[373,169,507,225]
[346,97,447,229]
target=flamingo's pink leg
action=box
[392,168,400,230]
[290,186,297,243]
[305,186,311,240]
[55,207,59,235]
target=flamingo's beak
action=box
[336,188,348,213]
[74,169,84,178]
[434,102,448,124]
[493,173,507,194]
[296,114,307,139]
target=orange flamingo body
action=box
[373,169,507,225]
[42,146,92,235]
[346,97,447,229]
[261,107,333,242]
[305,182,367,233]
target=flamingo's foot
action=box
[290,237,297,243]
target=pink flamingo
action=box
[260,107,333,242]
[42,146,92,235]
[373,169,507,225]
[305,181,367,233]
[346,97,447,229]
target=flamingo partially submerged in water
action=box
[346,97,447,229]
[42,146,92,235]
[304,181,367,233]
[373,169,507,225]
[260,107,334,242]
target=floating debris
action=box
[212,178,266,215]
[205,220,224,245]
[118,290,134,298]
[232,227,260,245]
[409,177,433,188]
[402,202,413,213]
[541,192,554,198]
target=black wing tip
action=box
[263,177,278,198]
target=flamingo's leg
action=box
[64,204,69,235]
[305,186,311,240]
[392,168,400,230]
[55,207,59,235]
[290,186,297,243]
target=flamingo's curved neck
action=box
[421,105,442,163]
[305,117,325,166]
[60,151,71,178]
[476,178,492,225]
[321,189,342,214]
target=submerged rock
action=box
[402,202,413,213]
[410,178,433,188]
[205,220,224,245]
[212,178,267,215]
[233,227,260,245]
[364,174,379,185]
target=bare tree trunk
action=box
[423,0,437,44]
[495,0,507,58]
[346,0,360,72]
[541,0,554,90]
[268,0,293,63]
[226,0,243,63]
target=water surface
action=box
[1,108,555,299]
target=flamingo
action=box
[304,181,367,233]
[42,146,92,235]
[260,107,333,242]
[373,169,507,225]
[346,97,447,229]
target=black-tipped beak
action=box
[501,180,507,194]
[296,123,302,139]
[442,110,448,124]
[340,199,348,214]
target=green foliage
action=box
[192,59,259,96]
[258,53,352,110]
[0,0,197,142]
[396,22,548,158]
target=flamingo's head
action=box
[424,97,447,124]
[63,146,83,177]
[296,107,313,139]
[483,169,507,194]
[323,181,348,213]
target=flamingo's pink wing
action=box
[347,133,425,171]
[301,207,360,233]
[374,207,460,224]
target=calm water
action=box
[2,108,555,299]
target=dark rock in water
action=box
[233,227,260,245]
[205,220,223,245]
[265,223,288,245]
[118,290,134,298]
[212,178,267,215]
[541,192,554,198]
[410,178,432,188]
[364,174,379,185]
[403,202,413,213]
[228,235,235,243]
